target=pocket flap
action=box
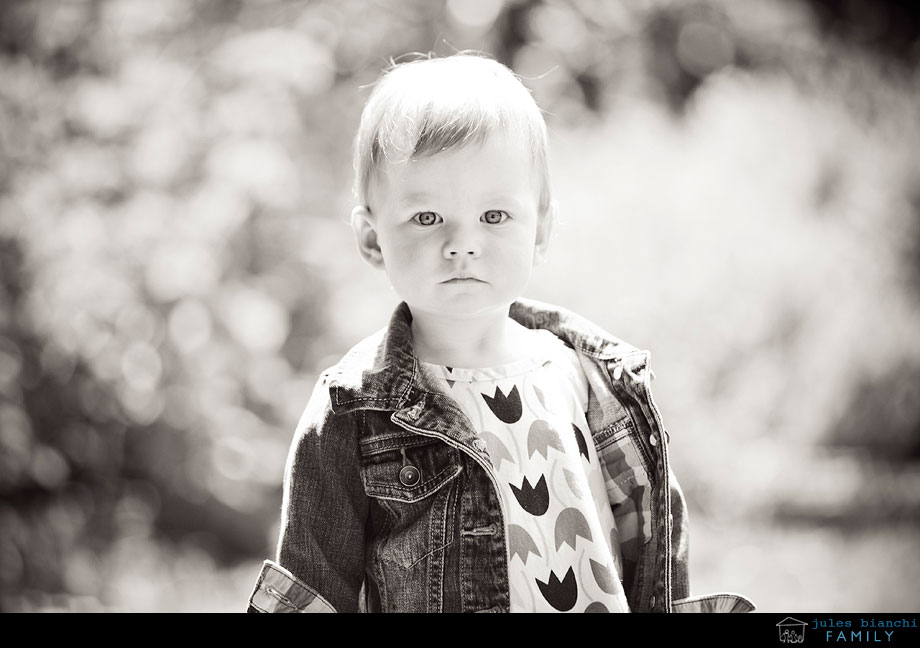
[361,436,462,503]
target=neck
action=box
[408,304,532,368]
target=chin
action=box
[411,297,511,318]
[445,300,515,317]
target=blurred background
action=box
[1,0,919,613]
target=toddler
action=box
[246,53,754,613]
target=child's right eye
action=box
[413,212,441,226]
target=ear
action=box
[533,201,556,266]
[351,205,385,269]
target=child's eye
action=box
[413,211,441,226]
[482,210,509,224]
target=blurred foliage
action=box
[0,0,918,612]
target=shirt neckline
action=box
[418,329,564,383]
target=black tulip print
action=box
[510,474,550,516]
[536,566,578,611]
[481,384,522,424]
[572,422,589,461]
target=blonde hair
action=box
[353,53,551,216]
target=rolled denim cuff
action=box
[671,592,756,613]
[247,560,336,613]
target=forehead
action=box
[370,135,539,205]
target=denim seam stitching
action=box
[594,417,635,447]
[334,392,395,405]
[360,436,448,453]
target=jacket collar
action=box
[326,298,639,414]
[509,298,637,361]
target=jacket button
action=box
[649,595,656,608]
[649,434,658,447]
[612,366,623,381]
[399,465,420,487]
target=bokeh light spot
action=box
[528,5,587,52]
[213,29,335,95]
[205,139,301,210]
[129,126,191,188]
[219,286,290,354]
[447,0,504,29]
[117,383,165,425]
[213,86,298,138]
[162,384,199,430]
[63,549,102,596]
[121,342,162,392]
[145,240,220,302]
[29,445,70,490]
[295,4,345,48]
[246,355,291,406]
[70,311,113,361]
[115,303,158,345]
[101,0,192,41]
[182,182,249,240]
[59,424,105,470]
[69,78,137,139]
[0,336,23,389]
[211,436,255,482]
[0,405,33,485]
[0,536,24,587]
[168,299,212,354]
[677,20,735,77]
[56,143,124,196]
[62,203,108,256]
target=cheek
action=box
[380,232,430,272]
[492,243,537,285]
[502,233,538,265]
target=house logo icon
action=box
[777,617,807,643]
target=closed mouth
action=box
[441,277,485,284]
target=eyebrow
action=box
[398,192,433,206]
[397,192,529,210]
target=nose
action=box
[442,223,481,259]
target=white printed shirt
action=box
[420,329,630,613]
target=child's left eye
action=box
[481,210,509,224]
[412,211,441,226]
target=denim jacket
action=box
[247,299,755,613]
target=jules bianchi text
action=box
[812,618,917,643]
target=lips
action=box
[441,276,485,283]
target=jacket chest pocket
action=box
[359,430,463,571]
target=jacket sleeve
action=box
[247,376,369,613]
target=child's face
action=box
[356,134,550,320]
